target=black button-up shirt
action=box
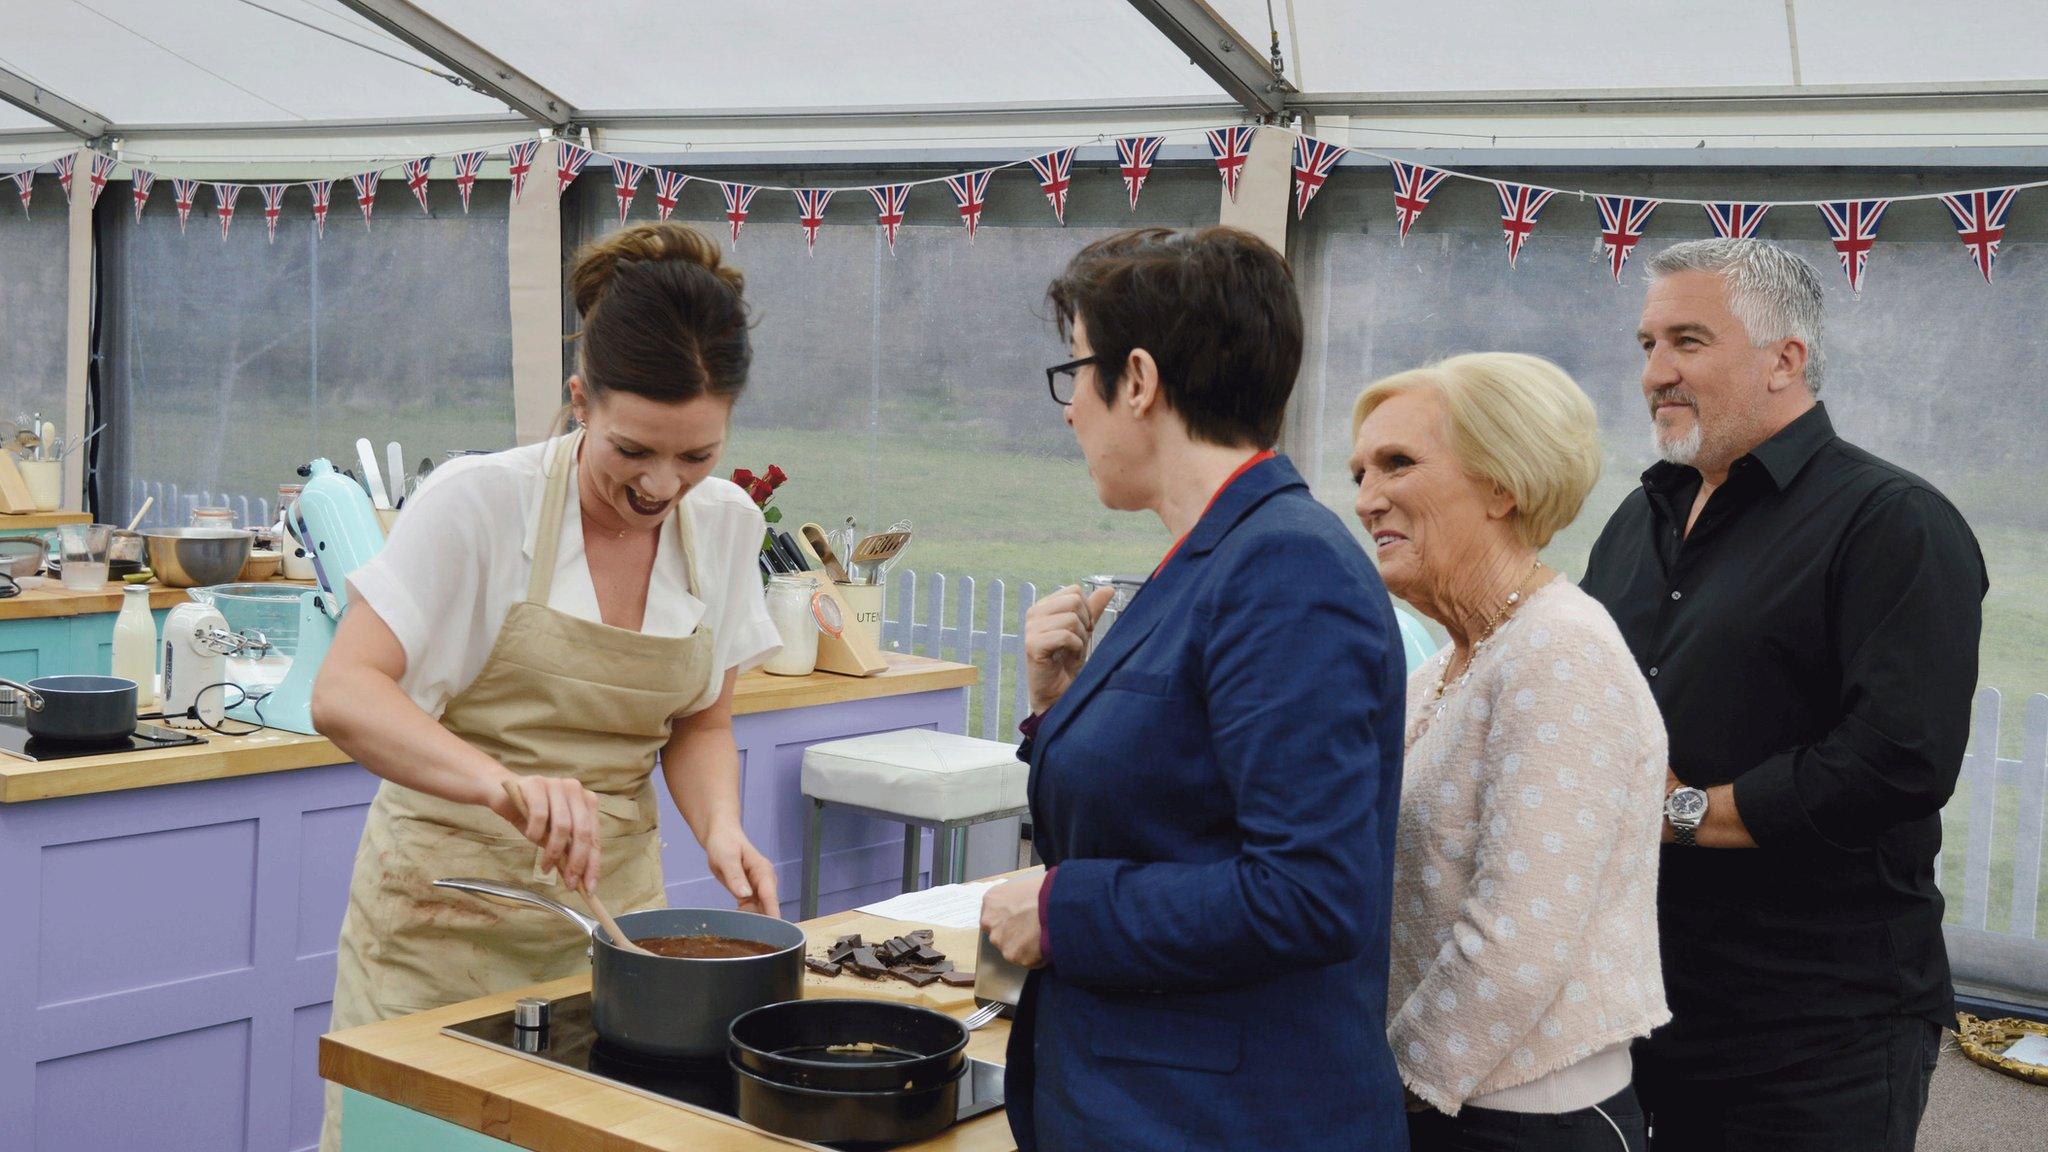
[1581,403,1986,1075]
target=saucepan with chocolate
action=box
[434,877,804,1060]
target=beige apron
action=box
[321,431,717,1151]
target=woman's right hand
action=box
[1024,584,1118,715]
[493,774,604,894]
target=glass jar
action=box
[1082,574,1146,657]
[191,506,235,530]
[763,576,831,676]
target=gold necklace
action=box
[1431,557,1546,704]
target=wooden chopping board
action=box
[799,913,979,1012]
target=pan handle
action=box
[434,877,598,938]
[0,678,46,713]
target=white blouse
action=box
[347,437,781,719]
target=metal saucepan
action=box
[434,877,805,1060]
[727,998,970,1144]
[0,675,139,743]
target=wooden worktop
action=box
[0,578,300,621]
[0,511,91,529]
[0,654,976,803]
[322,905,1016,1152]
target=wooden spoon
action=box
[499,779,656,957]
[125,496,154,533]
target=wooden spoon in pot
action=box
[499,779,656,957]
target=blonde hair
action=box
[1351,353,1601,549]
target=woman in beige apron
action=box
[311,223,779,1152]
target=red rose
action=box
[765,465,788,489]
[731,468,757,488]
[749,479,774,504]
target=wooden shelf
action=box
[0,576,315,622]
[0,511,92,530]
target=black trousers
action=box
[1635,1017,1943,1152]
[1408,1086,1645,1152]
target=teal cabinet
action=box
[342,1090,516,1151]
[0,608,175,681]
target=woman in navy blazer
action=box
[980,227,1408,1152]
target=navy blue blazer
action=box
[1007,456,1408,1152]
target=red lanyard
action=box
[1151,450,1275,578]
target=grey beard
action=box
[1656,421,1703,466]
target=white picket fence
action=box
[125,480,274,534]
[881,568,1041,742]
[1945,688,2048,1001]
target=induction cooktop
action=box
[0,714,204,761]
[441,993,1005,1150]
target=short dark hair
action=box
[1046,226,1301,448]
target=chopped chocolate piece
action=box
[848,946,888,977]
[832,933,863,950]
[926,958,954,973]
[804,956,842,977]
[825,941,861,964]
[892,969,941,987]
[907,929,935,944]
[937,970,976,987]
[911,945,944,965]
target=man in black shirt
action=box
[1581,238,1986,1152]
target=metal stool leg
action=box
[901,825,921,893]
[944,825,970,884]
[801,797,825,920]
[932,822,959,887]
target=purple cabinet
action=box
[0,685,973,1152]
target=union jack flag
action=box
[130,168,155,222]
[612,159,647,225]
[719,182,759,246]
[351,170,380,229]
[1703,202,1770,239]
[652,169,688,221]
[1595,195,1659,282]
[507,139,539,203]
[1939,187,2020,284]
[1027,148,1075,225]
[1494,181,1556,268]
[1388,161,1449,244]
[10,169,33,216]
[171,178,198,232]
[53,154,75,204]
[259,183,287,244]
[212,183,243,242]
[1207,125,1257,202]
[793,188,833,255]
[1116,136,1163,211]
[556,143,593,198]
[1817,199,1889,294]
[945,169,993,241]
[870,183,910,253]
[402,156,433,215]
[1291,137,1347,219]
[309,179,333,237]
[452,150,486,214]
[87,152,116,208]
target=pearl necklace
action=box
[1430,557,1547,709]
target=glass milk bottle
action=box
[762,576,823,676]
[112,585,158,706]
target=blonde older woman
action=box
[1351,353,1669,1152]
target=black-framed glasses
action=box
[1045,355,1107,406]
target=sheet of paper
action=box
[2000,1032,2048,1068]
[855,880,1001,929]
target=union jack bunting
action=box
[611,160,648,224]
[1389,161,1450,243]
[1027,147,1076,224]
[351,170,380,229]
[1703,202,1770,240]
[944,169,993,241]
[171,178,198,232]
[1494,181,1557,268]
[1939,187,2020,284]
[718,182,760,246]
[870,183,910,253]
[1291,137,1347,219]
[1817,199,1889,294]
[1116,136,1163,211]
[87,152,116,208]
[1207,125,1257,202]
[9,169,32,216]
[1594,195,1659,282]
[507,139,539,203]
[212,183,243,242]
[54,154,75,204]
[452,150,486,214]
[402,157,433,214]
[652,169,688,221]
[259,183,287,244]
[793,188,833,254]
[556,143,593,198]
[309,179,333,237]
[130,169,155,222]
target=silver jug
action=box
[1082,575,1146,657]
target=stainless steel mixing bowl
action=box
[143,528,254,588]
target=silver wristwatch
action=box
[1665,786,1708,848]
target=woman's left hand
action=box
[980,874,1047,968]
[704,822,781,917]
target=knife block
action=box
[786,571,888,677]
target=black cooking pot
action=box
[0,675,139,743]
[727,999,970,1144]
[435,877,805,1060]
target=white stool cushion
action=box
[802,729,1026,824]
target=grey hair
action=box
[1645,238,1826,393]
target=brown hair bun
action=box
[567,221,751,404]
